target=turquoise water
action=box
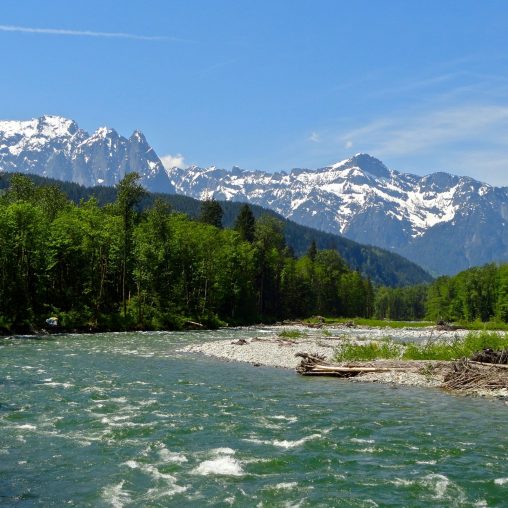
[1,329,507,507]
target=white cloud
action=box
[161,154,186,169]
[302,103,508,185]
[340,104,508,158]
[308,132,321,143]
[0,24,171,41]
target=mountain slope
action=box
[166,154,508,275]
[0,115,173,193]
[0,172,432,287]
[2,116,506,275]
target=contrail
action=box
[0,24,175,41]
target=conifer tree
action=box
[307,239,317,262]
[115,172,146,318]
[234,203,255,242]
[199,198,223,229]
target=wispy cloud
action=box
[0,24,178,42]
[341,104,508,158]
[303,102,508,185]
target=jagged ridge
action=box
[0,115,173,193]
[166,154,508,275]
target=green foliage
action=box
[0,172,433,287]
[425,263,508,324]
[402,332,508,361]
[302,317,433,328]
[234,204,255,242]
[278,329,304,339]
[199,198,223,229]
[307,239,317,262]
[374,284,428,321]
[334,332,508,362]
[335,340,402,361]
[0,176,380,331]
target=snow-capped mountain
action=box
[166,154,508,275]
[0,115,173,193]
[2,116,507,275]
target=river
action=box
[1,328,507,507]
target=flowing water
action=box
[1,329,507,507]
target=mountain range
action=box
[2,115,507,275]
[0,115,172,194]
[166,155,508,275]
[0,172,432,287]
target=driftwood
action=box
[231,339,248,345]
[470,348,508,365]
[295,353,406,377]
[443,358,508,391]
[185,320,204,329]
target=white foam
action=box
[145,485,188,500]
[210,447,236,455]
[271,415,298,423]
[351,438,375,444]
[494,477,508,485]
[158,448,188,464]
[273,482,298,490]
[272,434,322,449]
[17,424,37,430]
[102,480,131,508]
[192,456,244,476]
[42,381,74,388]
[424,474,452,499]
[123,460,180,483]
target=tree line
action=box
[373,264,508,323]
[0,173,433,287]
[0,173,374,332]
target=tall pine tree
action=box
[234,204,256,242]
[199,198,223,229]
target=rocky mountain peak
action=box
[0,115,170,193]
[341,153,391,178]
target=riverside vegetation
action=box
[0,173,374,333]
[1,173,507,334]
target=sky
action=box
[2,0,508,186]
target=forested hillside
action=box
[0,173,432,287]
[0,174,375,333]
[373,264,508,324]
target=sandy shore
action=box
[180,325,508,398]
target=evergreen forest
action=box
[1,173,507,334]
[0,174,374,332]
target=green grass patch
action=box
[334,331,508,362]
[454,320,508,331]
[303,317,433,329]
[278,329,304,339]
[335,340,402,361]
[402,331,508,361]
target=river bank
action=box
[180,324,508,398]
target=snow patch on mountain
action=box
[0,115,173,193]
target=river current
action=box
[1,328,507,507]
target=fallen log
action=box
[295,352,409,377]
[470,348,508,365]
[311,364,406,373]
[468,360,508,370]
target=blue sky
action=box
[2,0,508,185]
